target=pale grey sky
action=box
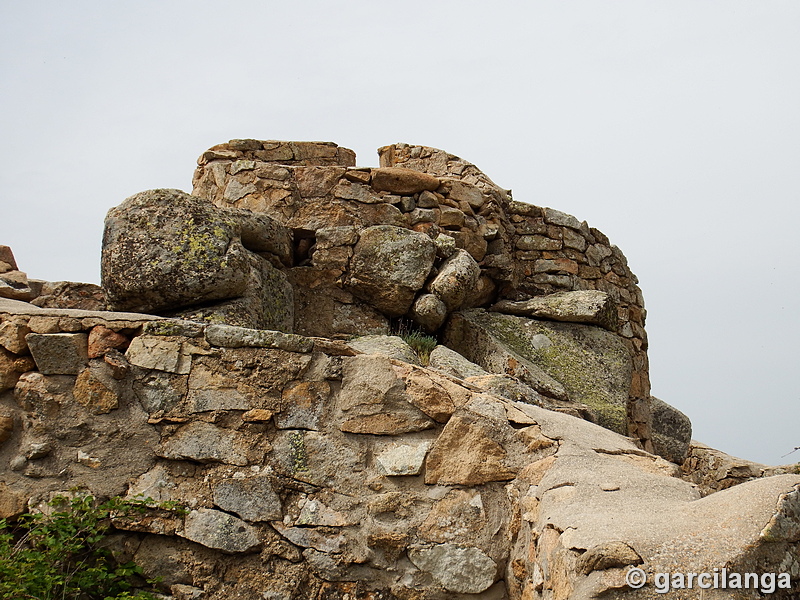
[2,1,799,465]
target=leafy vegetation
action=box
[0,494,176,600]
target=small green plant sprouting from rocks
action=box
[289,430,309,473]
[0,494,183,600]
[402,330,438,366]
[391,318,438,366]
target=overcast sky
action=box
[2,1,798,465]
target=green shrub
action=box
[0,494,167,600]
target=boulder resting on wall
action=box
[345,225,436,317]
[101,189,293,331]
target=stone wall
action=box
[191,140,651,446]
[1,298,799,599]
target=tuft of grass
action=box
[390,318,438,365]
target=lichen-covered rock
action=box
[346,225,436,316]
[101,189,293,330]
[428,248,480,312]
[410,293,448,333]
[650,396,692,464]
[443,310,569,402]
[444,309,632,435]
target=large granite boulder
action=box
[345,225,436,317]
[101,189,293,330]
[443,308,632,435]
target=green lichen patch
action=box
[470,310,632,435]
[289,430,309,473]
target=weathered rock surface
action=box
[444,309,632,435]
[346,225,436,316]
[650,396,692,464]
[346,334,421,365]
[428,248,481,312]
[1,300,798,599]
[101,189,293,330]
[493,289,618,331]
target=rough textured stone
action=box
[0,482,26,519]
[276,380,330,430]
[0,414,13,444]
[346,225,436,316]
[181,508,261,553]
[212,476,282,521]
[73,366,120,414]
[577,541,642,574]
[204,324,312,353]
[376,441,432,476]
[87,325,128,358]
[158,422,250,465]
[0,246,18,271]
[493,290,618,331]
[429,249,481,312]
[0,270,33,301]
[370,167,440,194]
[428,345,488,379]
[125,336,194,374]
[409,293,448,333]
[337,354,435,434]
[102,189,292,330]
[443,310,569,402]
[0,319,31,354]
[0,347,35,392]
[650,396,692,464]
[0,141,759,600]
[408,543,497,594]
[31,281,106,311]
[346,334,420,365]
[444,309,632,435]
[26,332,88,375]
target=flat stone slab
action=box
[0,297,164,321]
[492,290,618,331]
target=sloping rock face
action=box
[444,309,634,437]
[1,301,799,599]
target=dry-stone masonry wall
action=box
[191,141,651,448]
[1,297,799,599]
[4,142,799,599]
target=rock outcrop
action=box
[2,140,799,599]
